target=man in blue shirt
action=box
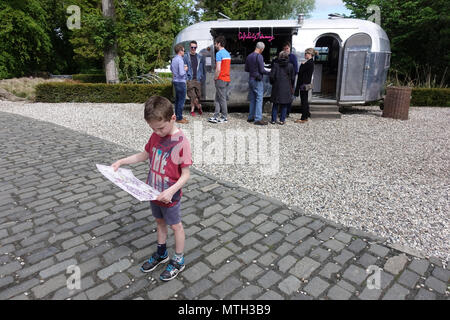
[245,42,270,125]
[171,44,189,124]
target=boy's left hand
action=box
[156,189,175,204]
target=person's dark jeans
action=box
[248,79,264,121]
[271,103,288,123]
[173,81,186,120]
[300,90,311,120]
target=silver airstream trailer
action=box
[172,16,391,107]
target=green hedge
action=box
[72,74,106,83]
[156,72,172,78]
[411,88,450,107]
[35,82,173,103]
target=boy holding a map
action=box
[111,96,192,281]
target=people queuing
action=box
[170,44,189,124]
[171,39,316,125]
[245,42,271,125]
[282,42,299,118]
[208,36,231,124]
[294,48,317,123]
[270,51,295,125]
[184,40,205,117]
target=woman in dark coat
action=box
[270,51,295,125]
[294,48,317,123]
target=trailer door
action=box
[339,33,372,102]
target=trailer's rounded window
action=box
[345,33,372,49]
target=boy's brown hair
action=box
[144,96,174,122]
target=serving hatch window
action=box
[315,47,329,62]
[210,27,297,65]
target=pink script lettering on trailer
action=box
[238,32,275,43]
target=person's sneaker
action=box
[160,258,185,281]
[190,111,196,117]
[247,118,255,123]
[197,106,203,115]
[140,251,169,273]
[217,117,228,123]
[270,120,276,124]
[208,117,218,123]
[254,120,268,125]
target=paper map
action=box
[96,164,160,201]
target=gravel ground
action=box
[1,100,449,264]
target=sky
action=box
[309,0,352,19]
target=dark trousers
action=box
[286,103,292,116]
[271,103,288,122]
[300,90,311,120]
[173,81,186,120]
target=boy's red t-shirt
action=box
[144,129,192,207]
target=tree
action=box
[0,0,52,79]
[197,0,315,21]
[69,0,194,79]
[343,0,450,86]
[102,0,119,83]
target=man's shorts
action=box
[150,201,181,225]
[187,80,202,102]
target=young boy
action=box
[111,96,192,281]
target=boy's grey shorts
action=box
[150,201,181,225]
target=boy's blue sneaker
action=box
[140,251,169,273]
[217,117,228,123]
[208,117,218,123]
[160,258,185,281]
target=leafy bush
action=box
[156,72,173,78]
[35,82,173,103]
[411,88,450,107]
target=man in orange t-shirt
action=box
[208,35,231,124]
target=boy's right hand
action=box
[111,160,122,172]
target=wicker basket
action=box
[382,86,412,120]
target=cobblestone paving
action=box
[0,112,448,300]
